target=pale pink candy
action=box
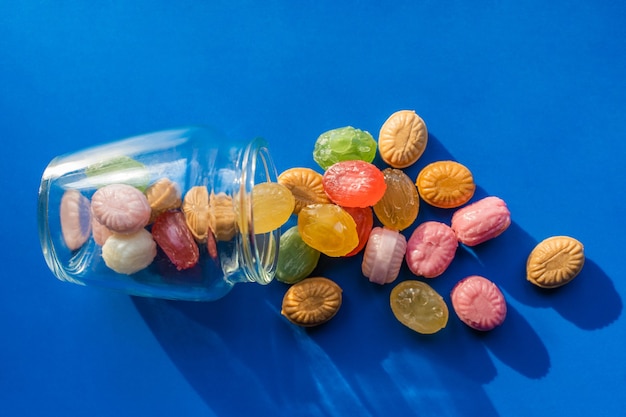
[451,196,510,246]
[451,275,507,331]
[60,190,92,250]
[91,216,114,246]
[91,183,151,234]
[361,227,407,285]
[405,221,457,278]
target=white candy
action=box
[101,229,156,274]
[361,227,407,285]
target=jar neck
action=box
[229,137,279,285]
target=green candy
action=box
[313,126,377,170]
[276,226,321,284]
[85,156,150,191]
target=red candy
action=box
[152,211,200,270]
[342,206,374,257]
[322,160,386,208]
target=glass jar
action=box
[38,126,279,301]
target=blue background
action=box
[1,1,625,416]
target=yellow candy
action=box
[298,204,359,257]
[252,182,295,234]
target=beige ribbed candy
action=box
[278,167,330,214]
[209,192,237,241]
[145,178,182,223]
[182,186,210,242]
[378,110,428,168]
[101,229,157,275]
[527,236,585,288]
[281,277,342,327]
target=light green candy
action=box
[276,226,321,284]
[313,126,377,170]
[85,156,150,191]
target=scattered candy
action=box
[322,160,386,208]
[252,182,295,234]
[451,275,507,331]
[60,190,92,251]
[373,168,419,231]
[361,227,407,285]
[526,236,585,288]
[378,110,428,168]
[276,226,321,284]
[281,277,342,327]
[313,126,377,170]
[405,221,458,278]
[416,160,475,209]
[342,206,374,257]
[182,186,210,243]
[91,183,151,234]
[390,280,449,334]
[451,196,511,246]
[145,177,182,223]
[298,203,359,257]
[101,228,157,275]
[152,210,200,270]
[277,167,330,214]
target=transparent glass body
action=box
[38,126,279,301]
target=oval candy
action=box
[451,196,511,246]
[406,221,458,278]
[526,236,584,288]
[451,275,507,331]
[322,160,386,208]
[416,160,475,209]
[390,280,449,334]
[378,110,428,168]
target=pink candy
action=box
[405,221,457,278]
[451,275,507,331]
[451,196,510,246]
[361,227,407,285]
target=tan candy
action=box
[182,186,210,242]
[209,192,236,241]
[416,160,475,209]
[278,167,330,214]
[145,178,182,223]
[378,110,428,168]
[527,236,584,288]
[281,277,342,327]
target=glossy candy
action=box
[313,126,377,170]
[390,280,449,334]
[416,160,475,209]
[373,168,419,231]
[209,192,236,241]
[281,277,343,327]
[152,210,199,270]
[361,227,407,285]
[101,229,157,275]
[60,190,92,250]
[527,236,584,288]
[405,221,458,278]
[451,275,507,331]
[298,204,359,257]
[252,182,295,234]
[145,178,182,223]
[342,206,374,257]
[276,226,321,284]
[451,196,511,246]
[91,183,151,235]
[322,160,386,208]
[278,167,330,214]
[378,110,428,168]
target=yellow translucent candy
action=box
[252,182,295,234]
[298,204,359,257]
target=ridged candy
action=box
[361,227,407,285]
[405,221,457,278]
[451,196,510,246]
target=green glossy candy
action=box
[85,156,150,191]
[276,226,321,284]
[313,126,377,170]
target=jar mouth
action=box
[237,137,279,285]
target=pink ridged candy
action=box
[451,196,511,246]
[361,227,407,285]
[91,183,151,234]
[60,190,92,250]
[406,221,457,278]
[451,275,507,331]
[91,216,114,246]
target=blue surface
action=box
[1,1,625,416]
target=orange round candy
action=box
[416,160,475,209]
[322,160,386,208]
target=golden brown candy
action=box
[527,236,585,288]
[145,178,182,223]
[378,110,428,168]
[373,168,419,231]
[209,192,237,241]
[182,186,210,243]
[416,160,475,208]
[278,167,330,214]
[281,277,343,327]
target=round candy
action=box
[405,221,458,278]
[276,226,321,284]
[526,236,585,288]
[416,160,475,209]
[373,168,419,231]
[298,204,359,257]
[182,186,210,243]
[451,275,507,331]
[342,206,374,257]
[322,160,386,208]
[281,277,343,327]
[60,190,92,250]
[91,183,151,234]
[390,280,449,334]
[278,167,330,214]
[101,228,157,275]
[378,110,428,168]
[451,196,511,246]
[361,227,407,285]
[252,182,295,234]
[91,216,113,246]
[313,126,377,170]
[145,178,182,223]
[152,210,200,271]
